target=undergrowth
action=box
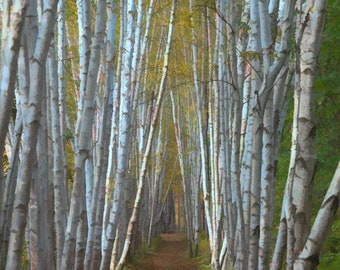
[124,235,162,269]
[194,231,211,269]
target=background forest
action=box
[0,0,339,270]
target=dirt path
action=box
[131,233,199,270]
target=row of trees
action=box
[0,0,339,269]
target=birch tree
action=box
[51,0,68,268]
[84,2,118,269]
[0,0,28,154]
[5,1,58,268]
[274,1,328,269]
[50,44,68,269]
[100,1,136,268]
[0,2,29,247]
[116,2,177,267]
[294,160,340,269]
[147,109,168,247]
[290,0,326,259]
[61,0,107,268]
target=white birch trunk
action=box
[29,80,54,269]
[269,2,296,269]
[100,1,136,268]
[294,160,339,269]
[5,1,58,268]
[115,2,177,267]
[75,0,91,142]
[0,2,29,240]
[61,0,107,268]
[86,2,118,269]
[290,0,327,261]
[259,89,275,270]
[225,1,248,268]
[258,0,296,267]
[0,0,28,149]
[189,1,213,252]
[104,0,123,237]
[48,40,68,270]
[247,1,262,267]
[0,117,22,265]
[57,0,68,189]
[0,12,31,259]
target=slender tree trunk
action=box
[57,0,69,191]
[75,0,91,142]
[48,40,68,270]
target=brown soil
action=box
[131,233,199,270]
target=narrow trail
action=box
[131,233,199,270]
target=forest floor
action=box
[130,233,200,270]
